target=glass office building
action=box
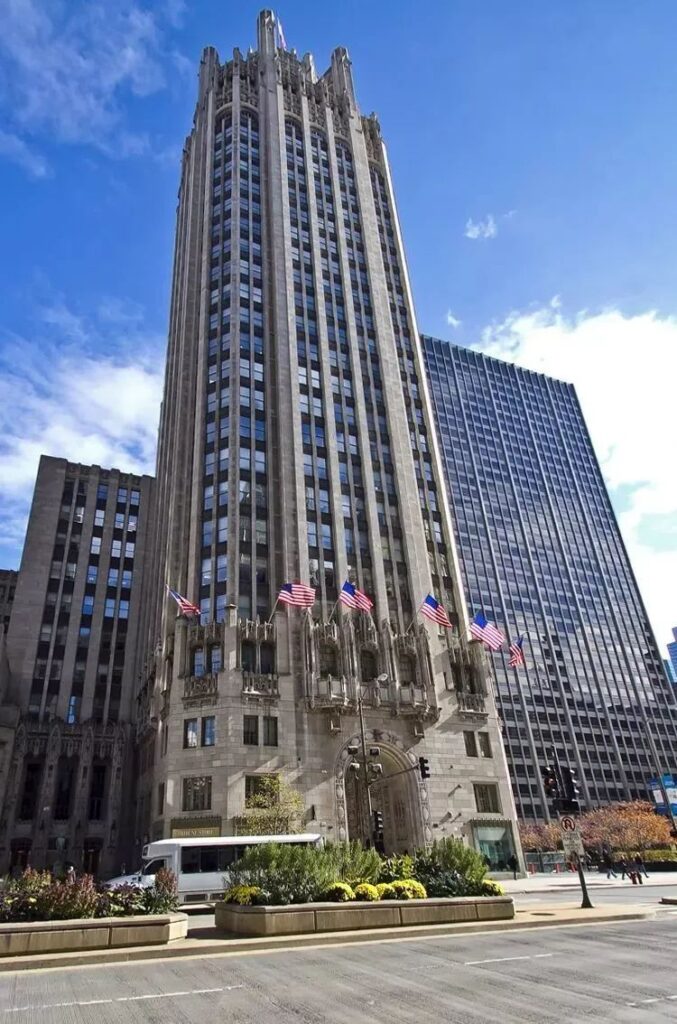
[423,337,677,820]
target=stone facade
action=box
[135,11,522,872]
[0,570,17,635]
[0,456,154,877]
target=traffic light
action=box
[373,809,384,834]
[418,756,430,780]
[560,766,581,813]
[542,765,559,800]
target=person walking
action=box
[507,854,519,880]
[603,851,617,879]
[618,857,628,880]
[633,853,648,882]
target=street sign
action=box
[562,832,585,859]
[559,815,577,833]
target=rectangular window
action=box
[243,714,258,745]
[263,716,278,747]
[104,598,116,618]
[478,733,493,758]
[202,716,216,746]
[464,731,478,757]
[473,783,501,814]
[111,539,122,558]
[157,783,165,815]
[90,537,101,555]
[183,718,199,748]
[182,776,212,811]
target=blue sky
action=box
[0,0,676,651]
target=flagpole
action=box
[405,604,422,634]
[328,597,342,622]
[266,597,280,625]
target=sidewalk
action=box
[502,870,677,894]
[0,902,655,974]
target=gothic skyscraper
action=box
[135,11,520,869]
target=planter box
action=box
[215,897,513,937]
[0,913,188,958]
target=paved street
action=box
[1,916,677,1023]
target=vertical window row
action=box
[370,168,453,616]
[286,119,336,606]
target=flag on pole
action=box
[166,585,200,617]
[509,635,525,668]
[277,582,315,608]
[338,580,373,612]
[275,14,287,49]
[469,611,505,651]
[420,593,452,628]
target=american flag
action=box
[278,582,316,608]
[469,611,505,651]
[275,14,287,49]
[509,636,525,668]
[420,594,452,628]
[166,585,200,617]
[339,580,373,612]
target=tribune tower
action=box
[134,11,520,869]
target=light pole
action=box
[347,684,384,848]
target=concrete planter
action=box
[0,913,188,957]
[215,896,513,936]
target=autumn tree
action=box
[518,821,562,852]
[233,775,305,836]
[578,801,671,853]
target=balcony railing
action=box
[456,692,487,715]
[183,674,218,701]
[242,672,279,698]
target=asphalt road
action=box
[2,916,677,1023]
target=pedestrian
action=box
[603,851,617,879]
[65,864,76,884]
[507,853,518,880]
[618,857,628,880]
[633,853,647,882]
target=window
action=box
[209,646,222,673]
[182,776,212,811]
[90,537,101,555]
[183,718,199,748]
[193,648,205,677]
[243,714,258,745]
[82,595,95,615]
[464,731,478,757]
[104,598,116,618]
[245,773,274,807]
[107,567,119,587]
[202,716,216,746]
[473,783,501,814]
[111,539,122,558]
[478,732,492,758]
[263,716,278,747]
[157,783,165,815]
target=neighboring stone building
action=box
[0,569,17,634]
[0,456,154,876]
[423,337,677,820]
[134,11,521,873]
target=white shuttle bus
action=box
[106,833,324,904]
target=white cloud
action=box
[0,301,163,563]
[0,129,50,178]
[477,302,677,650]
[0,0,183,174]
[446,310,462,329]
[464,214,498,240]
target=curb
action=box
[0,907,655,974]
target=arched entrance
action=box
[341,736,426,854]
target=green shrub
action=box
[414,838,487,886]
[322,882,355,902]
[378,854,414,883]
[375,882,397,900]
[228,843,337,905]
[642,849,677,863]
[390,879,427,900]
[324,842,382,886]
[223,885,266,906]
[98,884,146,918]
[353,882,379,901]
[142,868,180,914]
[481,880,505,897]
